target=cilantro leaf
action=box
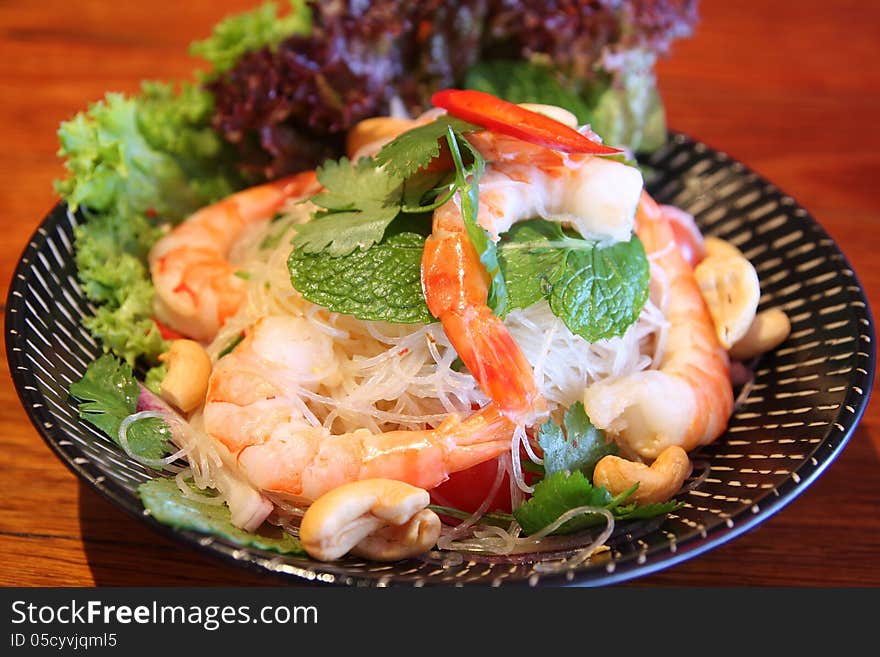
[139,478,307,556]
[498,219,650,342]
[289,226,434,324]
[375,116,478,181]
[538,402,617,479]
[69,354,139,438]
[69,355,171,459]
[514,470,614,535]
[293,157,403,256]
[513,470,681,536]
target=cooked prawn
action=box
[422,200,544,426]
[148,171,321,342]
[203,315,516,503]
[466,130,643,243]
[582,192,734,459]
[420,128,643,426]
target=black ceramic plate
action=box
[7,132,875,586]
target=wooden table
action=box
[1,0,877,587]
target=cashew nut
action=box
[593,445,693,505]
[703,235,745,259]
[351,509,441,561]
[517,103,579,129]
[158,339,212,413]
[299,479,441,562]
[694,240,761,349]
[346,117,416,160]
[729,308,791,361]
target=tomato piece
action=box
[431,457,514,514]
[153,317,186,341]
[431,88,622,155]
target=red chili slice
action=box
[431,88,622,155]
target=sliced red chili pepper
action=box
[431,89,622,155]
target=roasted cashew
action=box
[729,308,791,361]
[703,235,745,259]
[593,445,693,505]
[694,239,761,349]
[351,509,441,561]
[517,103,579,129]
[158,339,212,413]
[346,117,416,160]
[299,478,441,562]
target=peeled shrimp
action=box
[420,129,643,426]
[148,171,320,342]
[583,193,734,459]
[466,131,644,243]
[203,315,515,503]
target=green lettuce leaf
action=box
[189,0,311,75]
[464,59,595,124]
[588,49,668,154]
[464,57,667,154]
[56,80,241,366]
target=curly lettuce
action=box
[56,83,241,366]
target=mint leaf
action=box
[551,235,650,341]
[375,116,478,181]
[538,402,617,479]
[69,355,171,459]
[498,219,650,342]
[139,478,307,556]
[514,470,614,535]
[289,228,434,324]
[293,157,403,256]
[496,220,568,312]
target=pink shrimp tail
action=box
[440,307,544,425]
[356,405,515,491]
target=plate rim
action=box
[6,131,876,587]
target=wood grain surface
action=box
[1,0,877,587]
